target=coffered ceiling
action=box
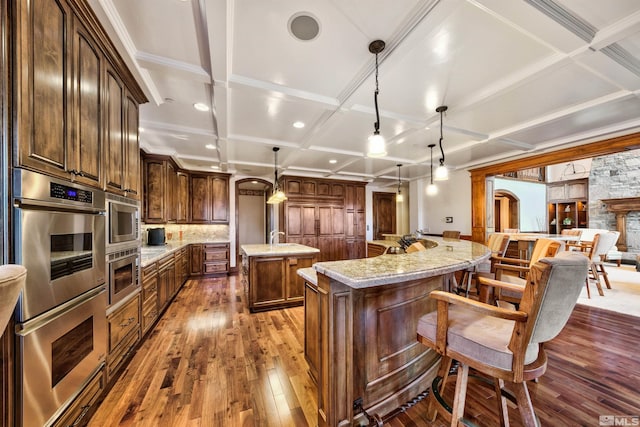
[89,0,640,187]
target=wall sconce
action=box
[396,164,404,203]
[426,144,438,196]
[434,105,449,181]
[367,40,387,158]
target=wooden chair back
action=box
[442,230,461,239]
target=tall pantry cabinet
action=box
[279,176,366,261]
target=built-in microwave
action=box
[106,193,140,248]
[107,245,140,307]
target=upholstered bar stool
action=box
[0,265,28,332]
[416,252,588,427]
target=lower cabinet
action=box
[52,366,105,427]
[106,294,140,381]
[191,243,229,275]
[304,280,320,383]
[141,262,159,335]
[248,254,316,312]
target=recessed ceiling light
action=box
[293,121,305,128]
[194,103,209,112]
[329,159,337,164]
[210,165,219,170]
[205,144,215,149]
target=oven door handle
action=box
[15,286,106,336]
[14,199,106,215]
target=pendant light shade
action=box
[426,143,438,196]
[267,147,287,204]
[434,105,449,181]
[367,40,387,158]
[396,164,403,203]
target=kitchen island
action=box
[241,243,320,312]
[302,237,490,426]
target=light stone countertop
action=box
[241,243,320,257]
[297,267,317,286]
[368,240,402,248]
[141,238,230,267]
[314,237,490,289]
[0,265,27,333]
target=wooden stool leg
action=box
[598,264,612,289]
[427,357,453,421]
[512,382,537,427]
[450,364,469,427]
[494,378,510,427]
[592,266,605,296]
[584,278,591,299]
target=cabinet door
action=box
[286,256,314,301]
[250,257,286,310]
[124,94,140,197]
[144,159,165,223]
[304,281,320,383]
[211,175,229,223]
[105,67,125,193]
[71,19,102,188]
[189,175,211,223]
[190,244,203,275]
[176,172,189,222]
[16,0,72,177]
[166,162,176,222]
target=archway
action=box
[494,190,519,232]
[235,178,273,267]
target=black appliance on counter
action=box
[147,227,166,245]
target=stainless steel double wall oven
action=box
[13,169,107,427]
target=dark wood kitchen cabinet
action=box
[176,171,190,223]
[142,155,179,223]
[189,173,230,224]
[106,294,140,381]
[141,262,159,335]
[189,243,229,275]
[246,253,316,312]
[280,176,366,261]
[13,0,146,192]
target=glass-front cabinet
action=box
[547,178,588,234]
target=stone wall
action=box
[589,150,640,259]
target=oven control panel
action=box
[50,182,93,203]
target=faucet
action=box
[270,230,285,246]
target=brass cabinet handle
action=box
[119,317,135,328]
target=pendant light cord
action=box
[429,145,434,184]
[373,52,380,134]
[438,108,445,167]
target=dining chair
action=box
[416,251,589,427]
[477,238,563,307]
[454,233,510,297]
[560,228,582,246]
[580,231,620,298]
[442,230,461,239]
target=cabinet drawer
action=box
[108,294,140,352]
[52,366,105,427]
[204,261,229,274]
[107,327,140,381]
[142,262,157,280]
[141,297,159,334]
[142,277,158,303]
[204,250,228,261]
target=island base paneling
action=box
[316,274,443,426]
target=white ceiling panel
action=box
[90,0,640,187]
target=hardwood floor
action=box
[89,274,640,427]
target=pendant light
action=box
[266,147,287,204]
[434,105,449,181]
[426,144,438,196]
[396,164,404,203]
[367,40,387,158]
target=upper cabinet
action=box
[141,154,229,225]
[12,0,147,195]
[190,173,230,224]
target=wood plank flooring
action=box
[89,274,640,427]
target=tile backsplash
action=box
[141,224,229,243]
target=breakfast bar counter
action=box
[306,238,490,426]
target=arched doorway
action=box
[494,190,519,232]
[235,178,273,266]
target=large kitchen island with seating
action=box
[300,237,491,426]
